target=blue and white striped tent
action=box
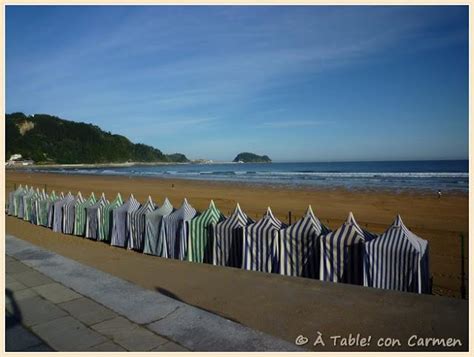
[320,212,377,285]
[63,192,84,235]
[279,205,330,279]
[364,215,430,294]
[143,198,173,256]
[128,196,155,251]
[52,192,74,233]
[85,193,109,240]
[48,192,65,228]
[110,194,140,248]
[243,207,286,273]
[159,198,197,259]
[23,187,39,222]
[213,203,253,268]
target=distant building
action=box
[6,153,34,167]
[9,154,22,161]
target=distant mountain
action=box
[233,152,271,163]
[6,113,189,164]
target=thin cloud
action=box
[259,120,325,128]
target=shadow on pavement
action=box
[155,286,241,324]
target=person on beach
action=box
[437,190,442,199]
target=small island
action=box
[233,152,272,163]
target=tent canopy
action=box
[143,198,174,256]
[129,195,155,251]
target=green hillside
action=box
[6,113,189,164]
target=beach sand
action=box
[5,171,468,350]
[6,171,468,298]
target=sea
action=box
[29,160,469,193]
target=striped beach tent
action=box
[188,200,225,264]
[279,205,330,279]
[143,198,174,256]
[364,215,430,294]
[85,193,109,240]
[7,185,23,216]
[99,193,123,242]
[52,192,74,232]
[243,207,287,273]
[73,192,97,236]
[110,194,140,248]
[30,188,46,225]
[63,192,85,235]
[159,198,197,259]
[213,203,253,268]
[38,190,59,227]
[48,192,66,229]
[12,185,26,217]
[128,196,155,251]
[17,185,31,219]
[23,187,39,222]
[8,185,23,215]
[320,212,377,285]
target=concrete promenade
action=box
[5,234,302,352]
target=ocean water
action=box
[30,160,468,193]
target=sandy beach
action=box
[6,170,468,298]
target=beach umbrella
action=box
[243,207,287,273]
[128,196,155,251]
[188,200,225,264]
[143,198,173,256]
[279,205,330,279]
[62,192,84,234]
[159,198,197,259]
[320,212,377,285]
[110,194,140,248]
[99,193,123,242]
[213,203,253,268]
[73,192,97,236]
[85,193,109,240]
[364,215,430,294]
[52,192,74,232]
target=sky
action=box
[6,6,469,162]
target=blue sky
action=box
[6,6,468,162]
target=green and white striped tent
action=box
[85,193,109,240]
[31,188,47,225]
[63,192,85,235]
[23,187,40,222]
[99,193,123,242]
[187,200,225,264]
[8,185,23,215]
[38,190,59,227]
[16,185,30,218]
[74,192,96,236]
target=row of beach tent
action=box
[7,185,431,294]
